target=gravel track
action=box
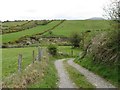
[54,59,77,88]
[68,59,116,88]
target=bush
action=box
[70,32,82,48]
[107,29,120,51]
[47,44,57,56]
[2,45,8,48]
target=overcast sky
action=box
[0,0,110,21]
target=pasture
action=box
[2,21,29,27]
[2,21,61,43]
[44,20,111,37]
[2,47,38,78]
[2,20,112,78]
[2,21,29,31]
[2,20,118,88]
[2,46,80,78]
[2,20,111,43]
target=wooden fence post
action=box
[38,47,40,61]
[40,48,42,60]
[37,46,43,61]
[33,50,35,63]
[18,54,22,72]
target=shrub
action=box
[41,20,48,25]
[2,45,8,48]
[70,32,82,48]
[47,44,57,56]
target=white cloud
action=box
[0,0,110,21]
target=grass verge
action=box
[27,56,58,88]
[2,59,47,88]
[63,60,95,88]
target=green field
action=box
[2,46,80,78]
[44,20,110,37]
[2,47,38,78]
[2,21,61,43]
[2,20,110,43]
[2,46,74,87]
[2,20,117,88]
[2,21,29,27]
[2,48,58,88]
[58,46,81,57]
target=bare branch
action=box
[103,0,120,23]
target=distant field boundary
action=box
[2,20,53,34]
[3,20,65,44]
[2,21,30,34]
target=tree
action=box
[103,0,120,65]
[103,0,120,48]
[47,44,57,56]
[70,32,81,48]
[49,31,53,35]
[103,0,120,23]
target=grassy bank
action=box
[3,60,48,88]
[28,47,80,88]
[3,48,58,88]
[75,56,119,88]
[28,56,58,88]
[63,60,94,88]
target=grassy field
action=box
[2,47,38,78]
[44,20,110,37]
[2,20,117,88]
[58,46,81,57]
[2,20,110,43]
[2,21,29,27]
[3,48,59,88]
[2,21,29,30]
[2,46,80,78]
[2,21,61,43]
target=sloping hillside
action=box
[2,20,61,43]
[44,20,110,37]
[2,20,50,34]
